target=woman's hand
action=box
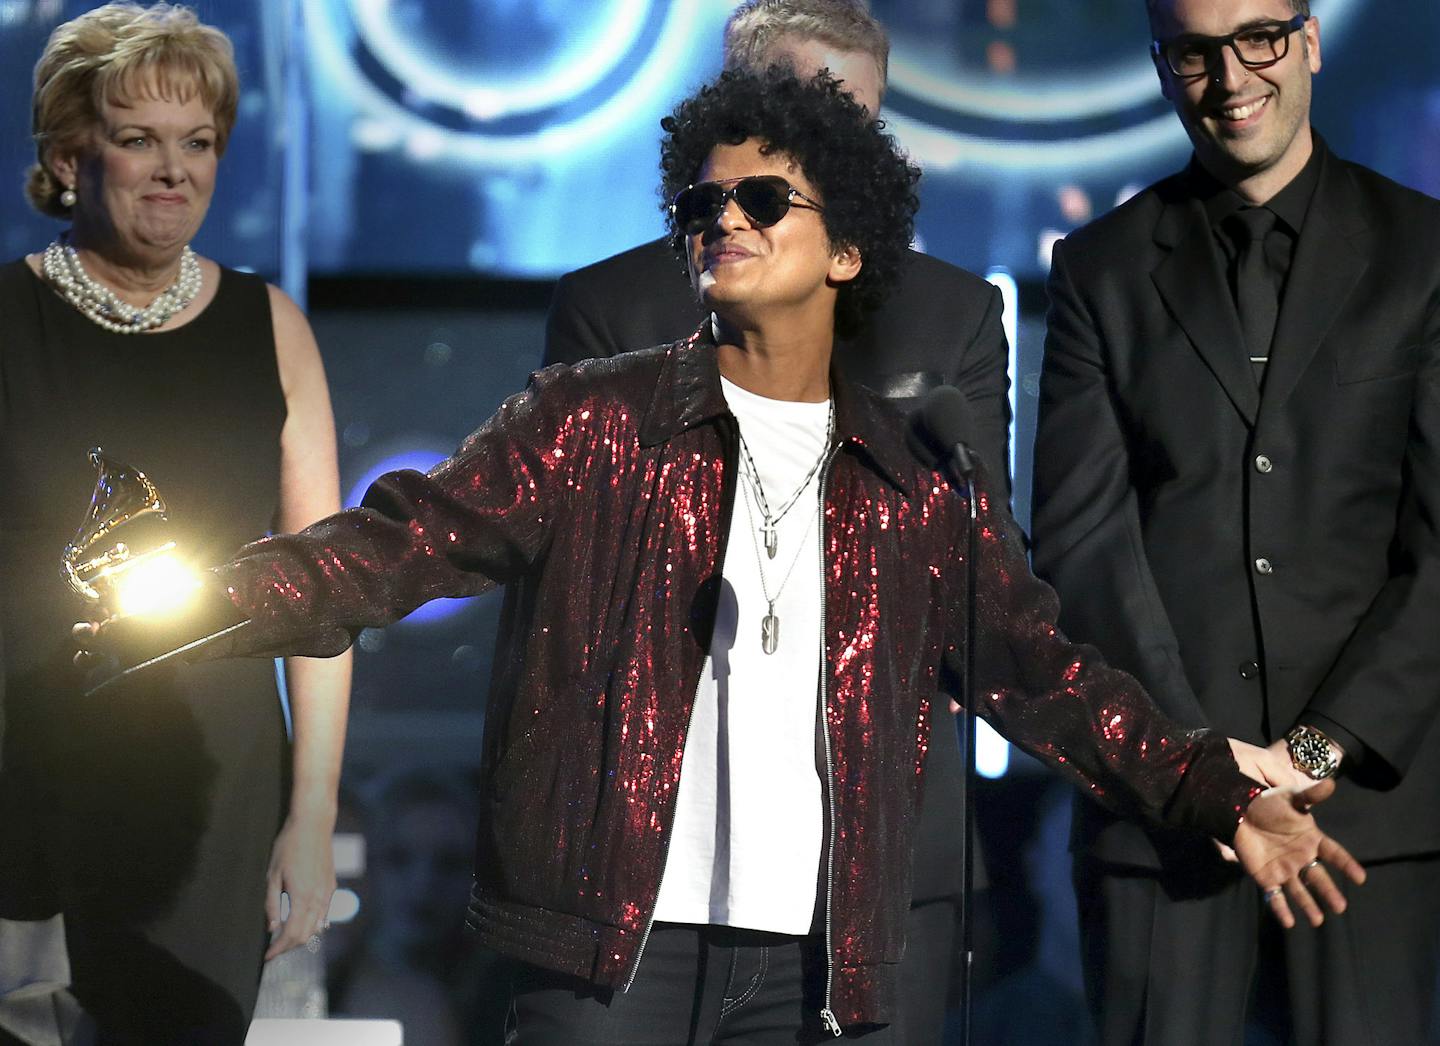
[264,808,337,960]
[1233,779,1366,929]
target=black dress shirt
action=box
[1203,145,1321,367]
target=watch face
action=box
[1290,728,1337,778]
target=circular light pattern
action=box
[306,0,702,164]
[348,0,650,120]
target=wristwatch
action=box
[1285,724,1342,780]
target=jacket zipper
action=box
[623,419,741,994]
[622,653,711,992]
[816,444,844,1037]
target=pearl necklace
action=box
[41,238,202,334]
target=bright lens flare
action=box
[112,554,201,618]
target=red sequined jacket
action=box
[207,338,1257,1027]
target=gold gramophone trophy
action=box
[62,448,202,620]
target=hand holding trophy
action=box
[63,448,202,620]
[66,449,244,691]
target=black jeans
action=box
[503,923,894,1045]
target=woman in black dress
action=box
[0,4,351,1041]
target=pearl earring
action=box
[59,187,77,208]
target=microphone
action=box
[908,384,979,480]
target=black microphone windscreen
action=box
[908,385,979,479]
[917,385,973,452]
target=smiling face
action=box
[1151,0,1320,196]
[686,137,859,338]
[51,84,219,263]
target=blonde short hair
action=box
[26,2,238,218]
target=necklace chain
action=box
[736,401,833,559]
[740,478,819,654]
[41,237,202,334]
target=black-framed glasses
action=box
[670,175,824,236]
[1152,13,1306,79]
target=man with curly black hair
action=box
[544,7,1010,1040]
[93,66,1359,1046]
[544,0,1010,494]
[657,69,917,345]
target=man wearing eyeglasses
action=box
[1031,0,1440,1042]
[542,3,1009,1043]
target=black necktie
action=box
[1225,207,1279,386]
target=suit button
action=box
[1239,661,1260,679]
[1254,454,1273,473]
[1254,557,1273,575]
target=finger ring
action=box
[1300,859,1323,876]
[1263,886,1284,903]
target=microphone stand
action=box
[948,442,979,1046]
[906,386,982,1046]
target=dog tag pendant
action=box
[761,604,780,654]
[763,523,778,559]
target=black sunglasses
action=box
[670,175,824,237]
[1152,13,1307,79]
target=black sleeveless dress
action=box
[0,259,290,1043]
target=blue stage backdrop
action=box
[1,0,1436,281]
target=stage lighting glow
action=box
[890,59,1165,124]
[305,0,701,165]
[977,719,1010,779]
[346,447,474,628]
[327,888,361,924]
[349,0,650,119]
[888,110,1189,175]
[111,552,202,619]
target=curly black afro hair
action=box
[659,66,921,338]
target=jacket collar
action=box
[638,326,915,497]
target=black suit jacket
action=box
[1032,139,1440,865]
[544,236,1011,900]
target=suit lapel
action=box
[1151,194,1259,425]
[1257,154,1369,419]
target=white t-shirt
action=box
[653,378,832,934]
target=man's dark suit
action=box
[1032,138,1440,1044]
[545,235,1010,1045]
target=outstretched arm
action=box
[952,463,1362,920]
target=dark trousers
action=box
[1074,853,1440,1046]
[895,898,958,1046]
[502,923,894,1045]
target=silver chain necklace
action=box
[739,473,820,655]
[735,401,834,559]
[41,237,202,334]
